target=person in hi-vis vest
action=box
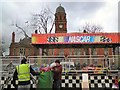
[13,58,39,90]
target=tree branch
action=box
[15,24,30,38]
[30,7,54,34]
[49,19,55,33]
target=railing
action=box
[67,55,119,69]
[0,56,25,76]
[0,55,119,73]
[0,55,119,90]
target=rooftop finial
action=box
[59,3,61,6]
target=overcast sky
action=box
[0,0,119,55]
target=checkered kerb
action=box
[61,75,82,88]
[89,75,115,88]
[0,76,39,89]
[0,75,116,89]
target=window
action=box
[74,48,81,55]
[74,48,77,55]
[28,49,30,56]
[104,48,109,55]
[43,49,48,56]
[51,49,54,55]
[84,48,89,55]
[23,48,25,55]
[60,16,62,20]
[55,16,58,20]
[59,48,64,56]
[19,48,23,55]
[13,48,15,55]
[78,48,81,55]
[69,48,72,55]
[92,48,97,55]
[19,48,25,55]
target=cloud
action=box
[62,2,105,32]
[71,1,118,33]
[1,1,117,35]
[0,1,119,55]
[93,1,118,32]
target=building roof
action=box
[10,37,34,48]
[19,37,31,45]
[56,4,65,13]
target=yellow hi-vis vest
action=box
[16,64,30,81]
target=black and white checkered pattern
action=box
[89,75,114,88]
[0,75,117,89]
[61,75,82,88]
[0,75,82,89]
[0,76,39,89]
[0,76,14,89]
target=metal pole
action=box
[0,56,2,77]
[89,48,91,65]
[0,33,2,77]
[0,56,2,89]
[112,47,115,62]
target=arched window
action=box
[60,16,62,20]
[59,48,64,55]
[13,48,15,55]
[74,48,81,55]
[55,16,58,20]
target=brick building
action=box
[9,32,39,57]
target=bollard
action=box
[82,73,89,90]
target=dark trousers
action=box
[53,79,61,90]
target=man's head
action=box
[55,60,60,66]
[21,58,27,64]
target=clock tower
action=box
[55,4,67,33]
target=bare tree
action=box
[15,24,30,38]
[29,7,54,56]
[30,7,54,34]
[11,22,30,39]
[0,41,7,56]
[0,46,3,56]
[11,7,54,39]
[80,23,103,33]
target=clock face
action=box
[59,24,63,28]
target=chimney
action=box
[12,32,15,43]
[35,30,37,34]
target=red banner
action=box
[32,33,120,44]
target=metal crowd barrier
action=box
[0,55,119,90]
[0,56,25,90]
